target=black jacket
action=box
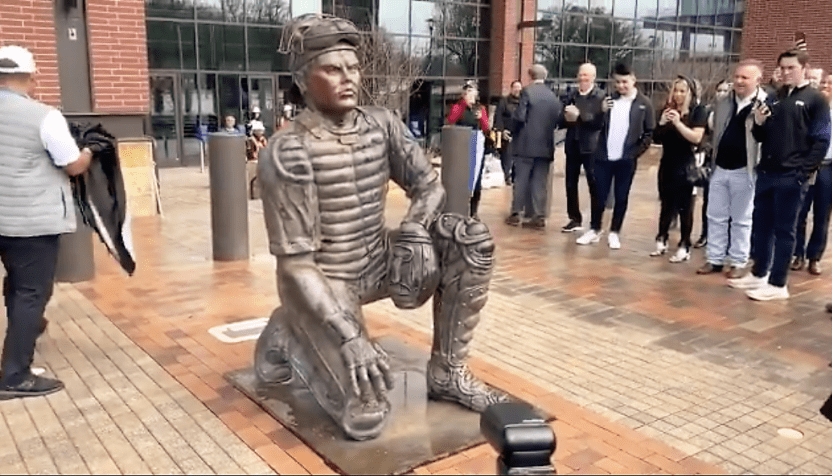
[594,92,655,162]
[511,82,563,160]
[752,84,831,174]
[563,86,606,155]
[494,94,520,132]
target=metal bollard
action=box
[440,125,475,216]
[55,211,95,282]
[481,402,557,475]
[208,132,249,261]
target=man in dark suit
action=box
[576,63,655,249]
[505,64,563,229]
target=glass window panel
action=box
[636,0,657,19]
[146,0,194,19]
[291,0,322,17]
[330,0,374,28]
[222,0,245,22]
[196,0,222,20]
[635,21,656,48]
[657,0,678,18]
[562,45,587,78]
[412,1,439,36]
[729,29,742,54]
[562,14,588,44]
[732,10,743,27]
[613,18,635,46]
[691,30,721,56]
[444,39,477,77]
[442,4,480,39]
[379,0,410,35]
[564,0,588,11]
[614,0,636,19]
[479,6,491,40]
[476,40,490,78]
[537,14,562,43]
[589,0,614,15]
[246,0,290,24]
[198,24,245,71]
[537,0,564,15]
[588,46,610,77]
[147,21,196,70]
[588,15,613,46]
[535,43,562,79]
[247,26,288,72]
[654,22,679,50]
[611,47,634,68]
[631,48,654,79]
[677,25,692,54]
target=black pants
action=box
[592,158,636,232]
[564,145,598,225]
[657,172,695,249]
[0,234,60,386]
[699,180,709,239]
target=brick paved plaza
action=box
[2,154,832,474]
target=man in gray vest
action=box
[0,46,93,398]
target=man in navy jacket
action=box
[505,65,563,229]
[729,48,831,300]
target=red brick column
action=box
[743,0,832,80]
[519,0,536,84]
[0,0,61,107]
[489,0,538,99]
[86,0,150,113]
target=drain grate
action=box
[208,317,268,343]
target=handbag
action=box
[685,150,712,187]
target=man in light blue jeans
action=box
[698,60,766,278]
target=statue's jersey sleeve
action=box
[258,131,321,256]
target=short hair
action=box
[510,79,522,88]
[612,63,633,77]
[778,48,809,67]
[529,64,548,80]
[736,59,764,76]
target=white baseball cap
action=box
[251,106,261,113]
[0,46,37,74]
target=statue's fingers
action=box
[377,358,394,389]
[348,366,361,397]
[356,365,373,401]
[367,364,388,396]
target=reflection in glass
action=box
[588,16,613,46]
[438,3,481,39]
[589,0,613,14]
[537,14,562,44]
[476,40,489,78]
[537,0,563,14]
[146,0,194,19]
[564,0,588,11]
[195,0,222,20]
[657,0,678,18]
[636,0,657,19]
[614,0,636,19]
[412,1,438,36]
[198,24,245,70]
[562,45,587,79]
[631,48,654,79]
[588,47,610,78]
[147,21,196,70]
[379,0,410,34]
[653,23,679,50]
[444,39,477,77]
[562,14,588,44]
[248,27,287,72]
[535,43,561,78]
[246,0,289,24]
[291,0,322,17]
[329,0,374,28]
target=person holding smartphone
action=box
[728,48,831,301]
[650,75,708,262]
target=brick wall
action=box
[488,0,537,99]
[743,0,832,80]
[87,0,149,113]
[0,0,61,107]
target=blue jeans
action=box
[592,158,636,232]
[794,163,832,261]
[706,166,755,266]
[751,169,810,287]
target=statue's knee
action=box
[432,213,495,271]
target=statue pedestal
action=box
[228,336,540,475]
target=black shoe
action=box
[693,236,707,248]
[0,374,64,400]
[790,256,805,271]
[522,217,546,230]
[505,214,521,226]
[696,262,723,274]
[561,220,582,233]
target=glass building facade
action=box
[145,0,490,166]
[534,0,745,102]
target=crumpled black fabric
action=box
[68,122,136,275]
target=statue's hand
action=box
[341,336,394,402]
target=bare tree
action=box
[357,28,425,114]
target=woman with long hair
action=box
[650,75,708,262]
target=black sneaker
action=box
[693,236,707,248]
[0,374,64,400]
[561,220,582,233]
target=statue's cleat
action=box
[426,361,510,412]
[254,308,293,386]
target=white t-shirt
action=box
[40,110,80,167]
[607,92,637,161]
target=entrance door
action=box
[149,74,182,167]
[248,76,275,133]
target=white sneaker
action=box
[576,229,601,245]
[727,273,769,290]
[668,247,691,263]
[746,283,789,301]
[608,232,621,249]
[649,240,668,257]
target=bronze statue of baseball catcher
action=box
[254,14,507,440]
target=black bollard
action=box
[208,132,249,261]
[480,402,557,475]
[440,125,476,216]
[55,211,95,282]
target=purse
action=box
[685,150,712,187]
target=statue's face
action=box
[306,49,360,116]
